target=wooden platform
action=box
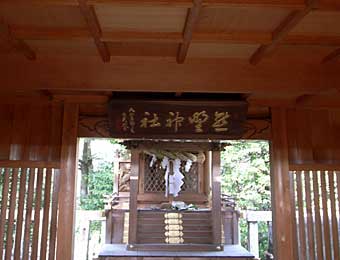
[98,244,254,259]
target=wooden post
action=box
[128,149,139,248]
[247,222,259,258]
[270,108,296,260]
[211,150,222,248]
[56,103,79,260]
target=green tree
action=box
[80,162,114,210]
[221,140,271,259]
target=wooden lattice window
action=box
[143,154,199,193]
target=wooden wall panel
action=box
[0,104,13,160]
[287,108,340,165]
[0,103,63,162]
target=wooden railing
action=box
[0,165,60,260]
[243,211,273,260]
[291,170,340,260]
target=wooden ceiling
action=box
[0,0,340,104]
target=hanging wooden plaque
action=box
[108,99,248,139]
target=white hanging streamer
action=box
[184,159,192,172]
[151,152,195,197]
[169,159,184,197]
[149,154,157,167]
[161,157,170,197]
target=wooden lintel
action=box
[289,163,340,171]
[0,160,60,169]
[322,48,340,63]
[77,0,110,62]
[0,0,306,9]
[0,19,36,60]
[177,0,203,64]
[52,94,110,104]
[249,0,316,65]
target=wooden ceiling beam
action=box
[177,0,203,64]
[77,0,110,62]
[249,0,317,65]
[0,0,305,9]
[0,55,339,95]
[11,26,340,47]
[0,19,36,60]
[322,48,340,63]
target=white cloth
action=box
[161,157,170,197]
[169,159,184,197]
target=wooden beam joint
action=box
[249,0,317,65]
[77,0,111,62]
[177,0,203,64]
[0,18,36,60]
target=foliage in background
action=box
[80,163,114,210]
[221,140,271,260]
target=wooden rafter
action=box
[322,48,340,63]
[249,0,317,65]
[0,19,36,60]
[177,0,203,64]
[77,0,110,62]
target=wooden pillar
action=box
[211,150,222,248]
[128,149,139,248]
[56,103,79,260]
[247,221,259,258]
[270,108,295,260]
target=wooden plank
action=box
[322,48,340,63]
[270,108,295,260]
[1,55,339,96]
[28,105,50,161]
[0,168,10,260]
[304,170,315,260]
[328,171,339,259]
[5,168,19,260]
[0,18,36,60]
[289,171,299,260]
[337,171,340,258]
[249,0,316,65]
[47,103,63,162]
[0,0,306,9]
[128,149,139,246]
[0,160,60,169]
[295,109,313,163]
[23,168,36,260]
[77,0,110,62]
[49,169,61,260]
[0,104,13,160]
[312,171,323,260]
[296,171,306,260]
[12,26,340,47]
[31,168,44,260]
[40,168,52,260]
[14,168,28,260]
[56,104,79,260]
[10,104,28,160]
[289,163,340,171]
[177,0,203,64]
[320,171,331,260]
[309,109,333,163]
[211,150,222,246]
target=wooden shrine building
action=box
[1,0,340,260]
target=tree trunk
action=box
[79,138,93,197]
